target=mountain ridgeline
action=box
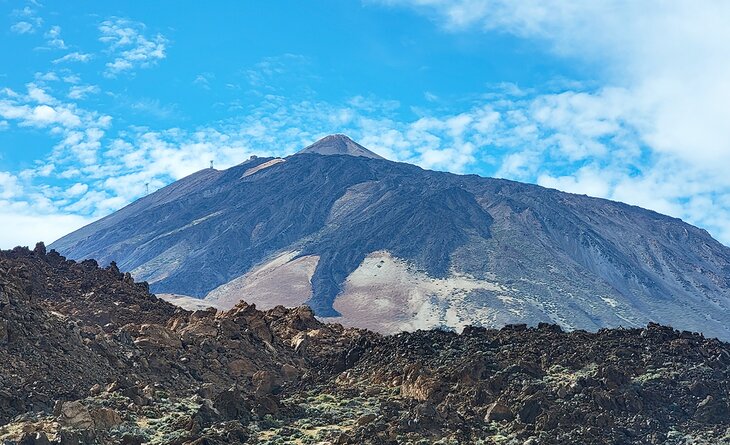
[50,135,730,339]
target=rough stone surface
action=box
[58,401,93,429]
[485,402,514,422]
[1,247,730,444]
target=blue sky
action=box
[1,0,730,248]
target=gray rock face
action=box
[50,135,730,339]
[298,134,384,159]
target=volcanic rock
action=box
[1,246,730,444]
[49,136,730,340]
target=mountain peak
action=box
[296,134,384,159]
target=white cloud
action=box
[378,1,730,167]
[35,71,59,82]
[19,162,55,180]
[4,84,730,248]
[29,105,81,127]
[44,25,67,49]
[9,5,42,34]
[127,98,178,119]
[372,0,730,245]
[52,52,93,64]
[68,85,100,100]
[245,54,311,90]
[0,84,111,171]
[193,73,213,90]
[99,18,167,77]
[64,183,88,197]
[0,206,94,249]
[10,21,34,34]
[0,171,96,249]
[27,83,54,103]
[0,172,22,199]
[62,74,81,84]
[537,166,611,199]
[0,84,87,130]
[424,91,438,102]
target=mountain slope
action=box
[50,135,730,339]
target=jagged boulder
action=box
[694,396,730,423]
[134,324,182,349]
[213,387,251,421]
[227,358,256,377]
[253,370,276,396]
[58,401,93,429]
[484,402,514,422]
[90,407,122,429]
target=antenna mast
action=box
[210,160,214,170]
[145,183,149,195]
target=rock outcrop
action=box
[1,246,730,444]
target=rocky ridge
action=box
[1,244,730,444]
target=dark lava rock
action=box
[1,246,730,444]
[484,402,514,422]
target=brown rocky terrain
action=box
[1,244,730,444]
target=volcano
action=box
[51,135,730,339]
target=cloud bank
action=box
[373,0,730,242]
[99,18,167,77]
